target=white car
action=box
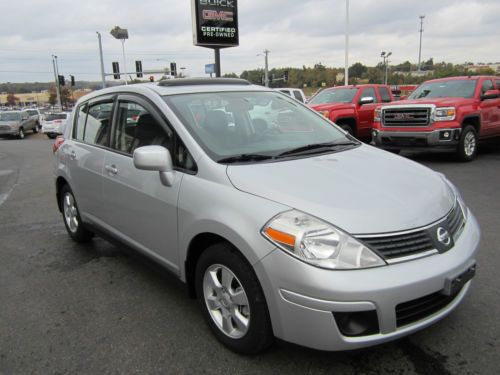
[276,88,307,103]
[42,112,69,138]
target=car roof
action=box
[74,78,273,106]
[422,76,497,84]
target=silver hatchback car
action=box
[54,78,480,353]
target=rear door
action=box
[64,96,114,223]
[101,94,193,273]
[357,87,379,137]
[478,78,499,137]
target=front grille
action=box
[0,125,10,131]
[360,230,435,261]
[357,201,466,263]
[396,287,462,327]
[447,203,465,239]
[382,107,431,126]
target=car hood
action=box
[309,102,354,112]
[226,145,455,234]
[387,98,474,107]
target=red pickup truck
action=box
[372,76,500,161]
[309,84,394,141]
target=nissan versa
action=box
[53,78,480,353]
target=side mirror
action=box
[133,145,175,187]
[481,89,500,100]
[359,96,374,105]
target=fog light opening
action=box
[333,310,380,337]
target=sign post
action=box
[191,0,239,77]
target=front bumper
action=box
[373,128,461,149]
[0,128,19,137]
[254,211,480,351]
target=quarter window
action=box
[293,90,303,102]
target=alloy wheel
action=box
[203,264,250,339]
[63,192,79,233]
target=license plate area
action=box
[442,264,476,296]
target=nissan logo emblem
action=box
[437,227,451,246]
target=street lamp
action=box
[110,26,129,84]
[381,51,392,85]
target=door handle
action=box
[105,164,118,175]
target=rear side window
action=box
[481,80,494,93]
[496,80,500,89]
[378,87,391,102]
[293,90,303,102]
[74,101,112,147]
[279,90,292,97]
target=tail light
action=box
[53,136,65,154]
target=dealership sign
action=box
[191,0,239,48]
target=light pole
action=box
[96,32,106,89]
[381,51,392,85]
[110,26,129,84]
[51,55,62,109]
[418,15,425,72]
[344,0,349,85]
[257,50,270,87]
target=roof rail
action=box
[158,78,251,87]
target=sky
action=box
[0,0,499,83]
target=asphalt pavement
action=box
[1,132,499,374]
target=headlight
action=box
[320,110,330,119]
[261,210,386,270]
[374,108,382,122]
[438,173,468,221]
[10,123,20,129]
[433,107,456,121]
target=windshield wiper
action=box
[277,140,359,157]
[217,154,275,164]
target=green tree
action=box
[348,62,367,79]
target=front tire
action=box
[18,128,25,139]
[60,184,94,242]
[195,243,273,354]
[457,125,478,162]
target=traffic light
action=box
[112,62,120,79]
[58,75,65,86]
[149,76,155,82]
[170,62,177,77]
[70,75,75,86]
[135,61,143,78]
[283,70,289,82]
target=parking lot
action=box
[1,132,499,374]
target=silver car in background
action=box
[42,112,69,138]
[0,110,39,139]
[53,79,480,353]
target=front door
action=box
[101,95,183,274]
[357,87,379,138]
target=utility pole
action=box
[381,51,392,85]
[264,49,270,87]
[418,15,425,72]
[51,55,62,109]
[344,0,349,85]
[96,32,106,89]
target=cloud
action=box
[0,0,498,83]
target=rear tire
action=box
[457,125,478,162]
[33,124,39,133]
[60,184,94,242]
[195,242,273,354]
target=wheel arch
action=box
[185,232,251,298]
[334,117,357,135]
[461,115,480,133]
[56,176,69,212]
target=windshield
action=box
[44,113,67,121]
[164,91,352,161]
[27,110,38,116]
[309,88,358,105]
[0,112,21,121]
[408,80,477,99]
